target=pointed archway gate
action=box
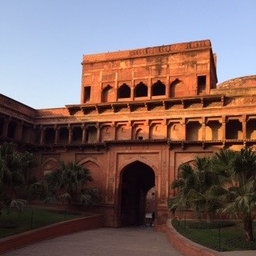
[118,161,155,226]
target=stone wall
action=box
[0,214,103,254]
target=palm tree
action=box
[41,161,100,208]
[211,148,236,186]
[0,143,32,212]
[168,162,195,217]
[211,148,256,241]
[19,151,37,184]
[168,156,219,221]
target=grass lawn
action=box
[0,206,84,239]
[172,219,256,252]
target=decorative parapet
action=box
[83,40,211,63]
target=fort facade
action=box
[1,39,256,227]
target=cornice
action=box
[66,95,224,116]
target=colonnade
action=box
[1,114,256,146]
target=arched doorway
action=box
[118,161,155,226]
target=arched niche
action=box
[79,158,104,192]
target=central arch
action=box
[118,161,155,226]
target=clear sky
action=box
[1,0,256,109]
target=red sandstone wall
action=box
[0,214,103,254]
[166,219,219,256]
[217,75,256,89]
[81,40,215,104]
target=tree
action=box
[168,162,195,216]
[0,143,36,212]
[16,150,37,200]
[39,161,100,208]
[169,148,256,241]
[211,148,256,241]
[168,156,219,221]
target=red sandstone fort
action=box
[1,39,256,227]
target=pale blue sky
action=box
[1,0,256,109]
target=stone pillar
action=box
[222,116,226,140]
[166,76,170,98]
[201,117,206,141]
[99,71,103,103]
[40,126,45,145]
[128,121,133,140]
[131,84,135,101]
[82,124,87,143]
[96,123,100,142]
[162,119,168,139]
[112,122,117,140]
[148,77,152,99]
[115,72,118,101]
[68,125,72,144]
[181,118,186,140]
[242,115,247,140]
[54,125,58,144]
[2,118,10,137]
[131,69,134,101]
[16,122,23,141]
[145,120,150,140]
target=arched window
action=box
[118,83,131,99]
[134,82,148,97]
[86,126,97,143]
[226,120,242,140]
[102,84,113,102]
[152,80,166,96]
[44,127,55,144]
[101,125,112,142]
[7,121,16,139]
[73,126,82,143]
[170,78,181,97]
[59,127,69,144]
[186,121,202,141]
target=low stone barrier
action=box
[0,214,103,254]
[165,219,220,256]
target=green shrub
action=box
[186,220,235,229]
[171,219,256,251]
[0,206,83,238]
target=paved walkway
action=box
[2,227,183,256]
